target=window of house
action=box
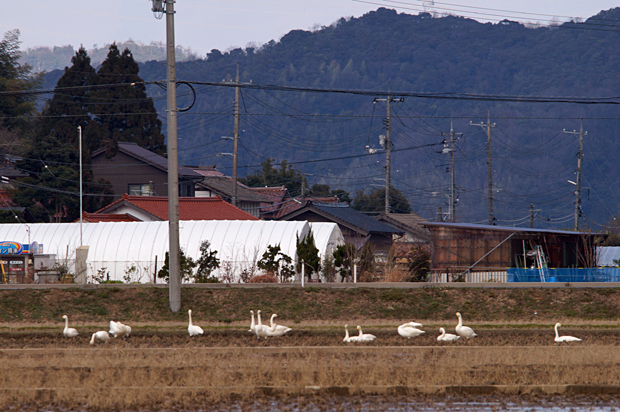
[128,183,152,196]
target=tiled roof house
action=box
[90,194,258,222]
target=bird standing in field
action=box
[109,320,130,338]
[554,322,582,343]
[266,314,292,337]
[455,312,477,339]
[62,315,79,338]
[187,309,204,337]
[89,331,110,344]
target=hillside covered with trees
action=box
[25,7,620,228]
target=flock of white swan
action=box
[60,310,582,345]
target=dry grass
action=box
[2,345,620,409]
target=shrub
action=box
[248,273,278,283]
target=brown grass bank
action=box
[2,285,620,326]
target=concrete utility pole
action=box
[442,121,462,222]
[373,88,403,213]
[232,63,240,207]
[151,0,181,312]
[470,112,496,225]
[564,120,587,231]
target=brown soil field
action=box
[2,286,620,409]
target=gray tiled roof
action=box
[197,176,272,203]
[93,142,203,179]
[308,203,403,234]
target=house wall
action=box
[92,151,195,200]
[92,151,169,199]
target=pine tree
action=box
[92,44,166,156]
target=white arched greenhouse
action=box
[0,220,344,283]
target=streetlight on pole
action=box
[151,0,181,312]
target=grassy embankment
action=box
[2,285,620,327]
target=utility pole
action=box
[442,121,462,222]
[470,111,496,225]
[373,88,403,213]
[563,120,587,231]
[232,63,240,207]
[150,0,181,312]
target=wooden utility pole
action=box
[470,112,496,225]
[563,120,587,231]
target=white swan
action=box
[554,322,582,343]
[254,310,269,339]
[437,327,460,342]
[62,315,78,338]
[89,331,110,344]
[109,321,128,338]
[249,310,256,333]
[356,325,376,342]
[397,322,425,339]
[455,312,477,339]
[343,324,352,342]
[266,314,292,337]
[187,309,204,337]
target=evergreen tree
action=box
[308,183,351,204]
[0,29,41,133]
[240,158,306,196]
[296,229,320,281]
[352,186,412,214]
[92,43,166,156]
[14,47,112,222]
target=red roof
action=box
[94,194,258,221]
[252,186,288,216]
[79,212,141,223]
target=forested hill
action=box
[51,7,620,228]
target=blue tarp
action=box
[507,268,620,283]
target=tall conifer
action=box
[92,44,166,156]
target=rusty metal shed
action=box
[423,222,601,274]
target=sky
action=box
[4,0,619,57]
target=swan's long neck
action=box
[358,326,363,337]
[439,328,445,338]
[554,324,560,339]
[64,317,69,331]
[257,311,262,327]
[90,333,95,344]
[250,312,255,329]
[344,326,349,339]
[188,311,193,327]
[456,315,463,328]
[270,314,277,329]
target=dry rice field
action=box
[3,287,620,409]
[2,326,620,409]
